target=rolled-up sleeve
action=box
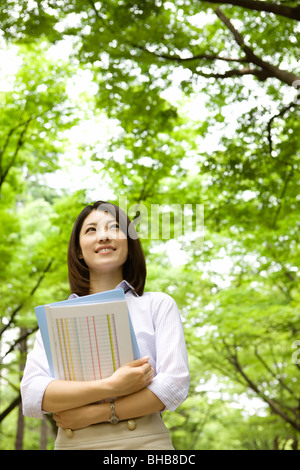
[21,330,55,419]
[147,294,190,412]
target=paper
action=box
[35,288,140,379]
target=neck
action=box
[89,270,124,294]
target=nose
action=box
[96,226,110,241]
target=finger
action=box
[127,356,149,367]
[145,371,154,385]
[141,362,152,373]
[144,366,154,379]
[143,363,153,373]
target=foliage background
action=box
[0,0,299,450]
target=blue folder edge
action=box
[34,288,140,378]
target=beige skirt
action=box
[54,412,174,450]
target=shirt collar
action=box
[116,280,139,297]
[69,280,139,299]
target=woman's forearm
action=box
[42,356,153,412]
[114,388,165,421]
[42,378,112,412]
[92,388,165,424]
[53,388,165,430]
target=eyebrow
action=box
[83,220,118,228]
[84,222,97,227]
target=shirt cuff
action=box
[147,373,189,412]
[21,376,56,419]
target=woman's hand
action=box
[53,403,107,430]
[107,356,154,397]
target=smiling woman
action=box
[21,200,190,450]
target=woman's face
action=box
[78,209,128,277]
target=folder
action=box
[35,288,140,380]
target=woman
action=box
[21,201,190,450]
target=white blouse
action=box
[21,282,190,418]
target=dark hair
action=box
[67,201,146,297]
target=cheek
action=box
[78,235,91,258]
[120,239,128,260]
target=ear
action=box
[77,251,83,259]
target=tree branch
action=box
[265,242,296,284]
[0,259,54,337]
[204,0,300,21]
[132,44,272,82]
[271,168,294,229]
[0,118,33,160]
[215,7,300,86]
[0,394,21,423]
[133,44,249,64]
[223,339,300,431]
[254,347,294,397]
[87,0,114,33]
[0,118,32,190]
[267,99,298,156]
[0,326,38,361]
[194,66,270,81]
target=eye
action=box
[109,222,119,230]
[85,226,96,233]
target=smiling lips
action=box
[95,245,116,254]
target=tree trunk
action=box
[15,400,24,450]
[40,418,47,450]
[14,327,27,450]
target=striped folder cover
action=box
[35,288,140,381]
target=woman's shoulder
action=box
[137,290,178,310]
[141,291,174,301]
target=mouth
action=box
[95,245,116,254]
